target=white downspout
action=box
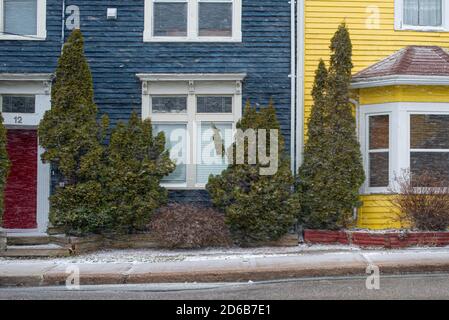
[61,0,65,50]
[296,0,305,168]
[290,0,297,173]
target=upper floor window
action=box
[144,0,242,42]
[0,0,46,40]
[396,0,449,31]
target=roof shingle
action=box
[353,46,449,80]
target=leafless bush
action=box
[149,203,232,249]
[390,170,449,231]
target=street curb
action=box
[2,262,449,288]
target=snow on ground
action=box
[0,244,361,264]
[2,244,449,265]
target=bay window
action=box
[361,103,449,193]
[144,0,241,41]
[396,0,448,30]
[0,0,46,40]
[138,73,245,189]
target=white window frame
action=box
[144,0,242,42]
[364,112,392,193]
[395,0,449,31]
[138,73,245,189]
[0,0,46,40]
[360,102,449,194]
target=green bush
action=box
[207,101,298,245]
[39,30,174,235]
[101,112,175,233]
[296,23,365,230]
[0,114,9,226]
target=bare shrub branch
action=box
[389,170,449,231]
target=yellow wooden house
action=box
[296,0,449,230]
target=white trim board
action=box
[351,75,449,89]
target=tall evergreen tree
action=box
[297,24,365,230]
[0,114,9,226]
[39,30,107,234]
[39,29,102,184]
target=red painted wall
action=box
[3,130,38,229]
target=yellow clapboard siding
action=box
[359,86,449,104]
[303,0,449,229]
[358,195,403,229]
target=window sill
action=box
[0,34,46,41]
[143,35,242,43]
[395,25,449,32]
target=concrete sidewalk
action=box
[2,247,449,287]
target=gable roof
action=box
[351,46,449,88]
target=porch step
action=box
[6,233,51,246]
[0,244,71,257]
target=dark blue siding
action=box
[0,0,292,203]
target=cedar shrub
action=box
[207,101,298,245]
[101,112,175,233]
[297,23,365,230]
[38,30,108,234]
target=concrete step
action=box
[7,234,51,246]
[0,244,71,257]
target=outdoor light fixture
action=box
[107,8,117,20]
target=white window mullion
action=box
[187,94,197,188]
[189,0,198,39]
[0,0,4,34]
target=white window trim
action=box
[360,102,449,194]
[144,0,242,42]
[138,73,245,189]
[395,0,449,32]
[0,0,46,40]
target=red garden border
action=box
[304,229,449,248]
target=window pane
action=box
[198,2,233,37]
[153,2,187,37]
[153,123,187,183]
[419,0,442,26]
[152,97,187,113]
[197,96,232,113]
[369,152,389,188]
[197,122,233,184]
[404,0,442,26]
[2,96,35,113]
[369,115,389,150]
[4,0,37,35]
[411,152,449,179]
[411,115,449,149]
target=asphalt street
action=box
[1,273,449,300]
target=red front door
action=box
[3,130,38,229]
